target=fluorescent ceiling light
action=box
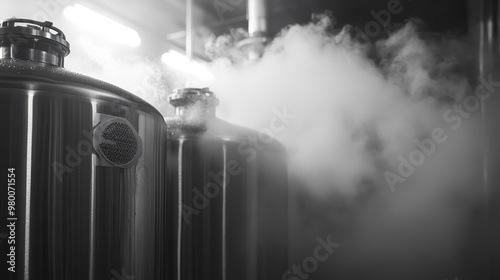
[64,4,141,48]
[162,50,214,81]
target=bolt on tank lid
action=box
[168,87,219,108]
[0,18,70,67]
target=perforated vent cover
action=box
[93,117,142,168]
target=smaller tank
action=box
[166,88,288,280]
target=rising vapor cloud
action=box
[204,15,484,280]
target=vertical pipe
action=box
[24,91,34,280]
[186,0,193,62]
[247,0,267,37]
[177,140,184,280]
[482,2,500,279]
[221,144,227,280]
[470,0,500,279]
[186,0,193,86]
[89,101,98,280]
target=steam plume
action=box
[204,15,484,280]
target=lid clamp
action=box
[0,18,70,67]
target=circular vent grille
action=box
[94,118,142,168]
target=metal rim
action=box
[0,18,70,51]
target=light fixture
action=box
[161,50,214,81]
[63,4,141,48]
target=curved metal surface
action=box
[166,117,288,280]
[0,60,170,280]
[0,59,161,116]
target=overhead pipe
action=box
[248,0,268,37]
[237,0,269,60]
[185,0,193,86]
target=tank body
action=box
[0,19,170,280]
[166,88,288,280]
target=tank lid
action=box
[0,18,70,67]
[168,87,219,107]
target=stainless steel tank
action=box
[166,88,288,280]
[0,19,169,280]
